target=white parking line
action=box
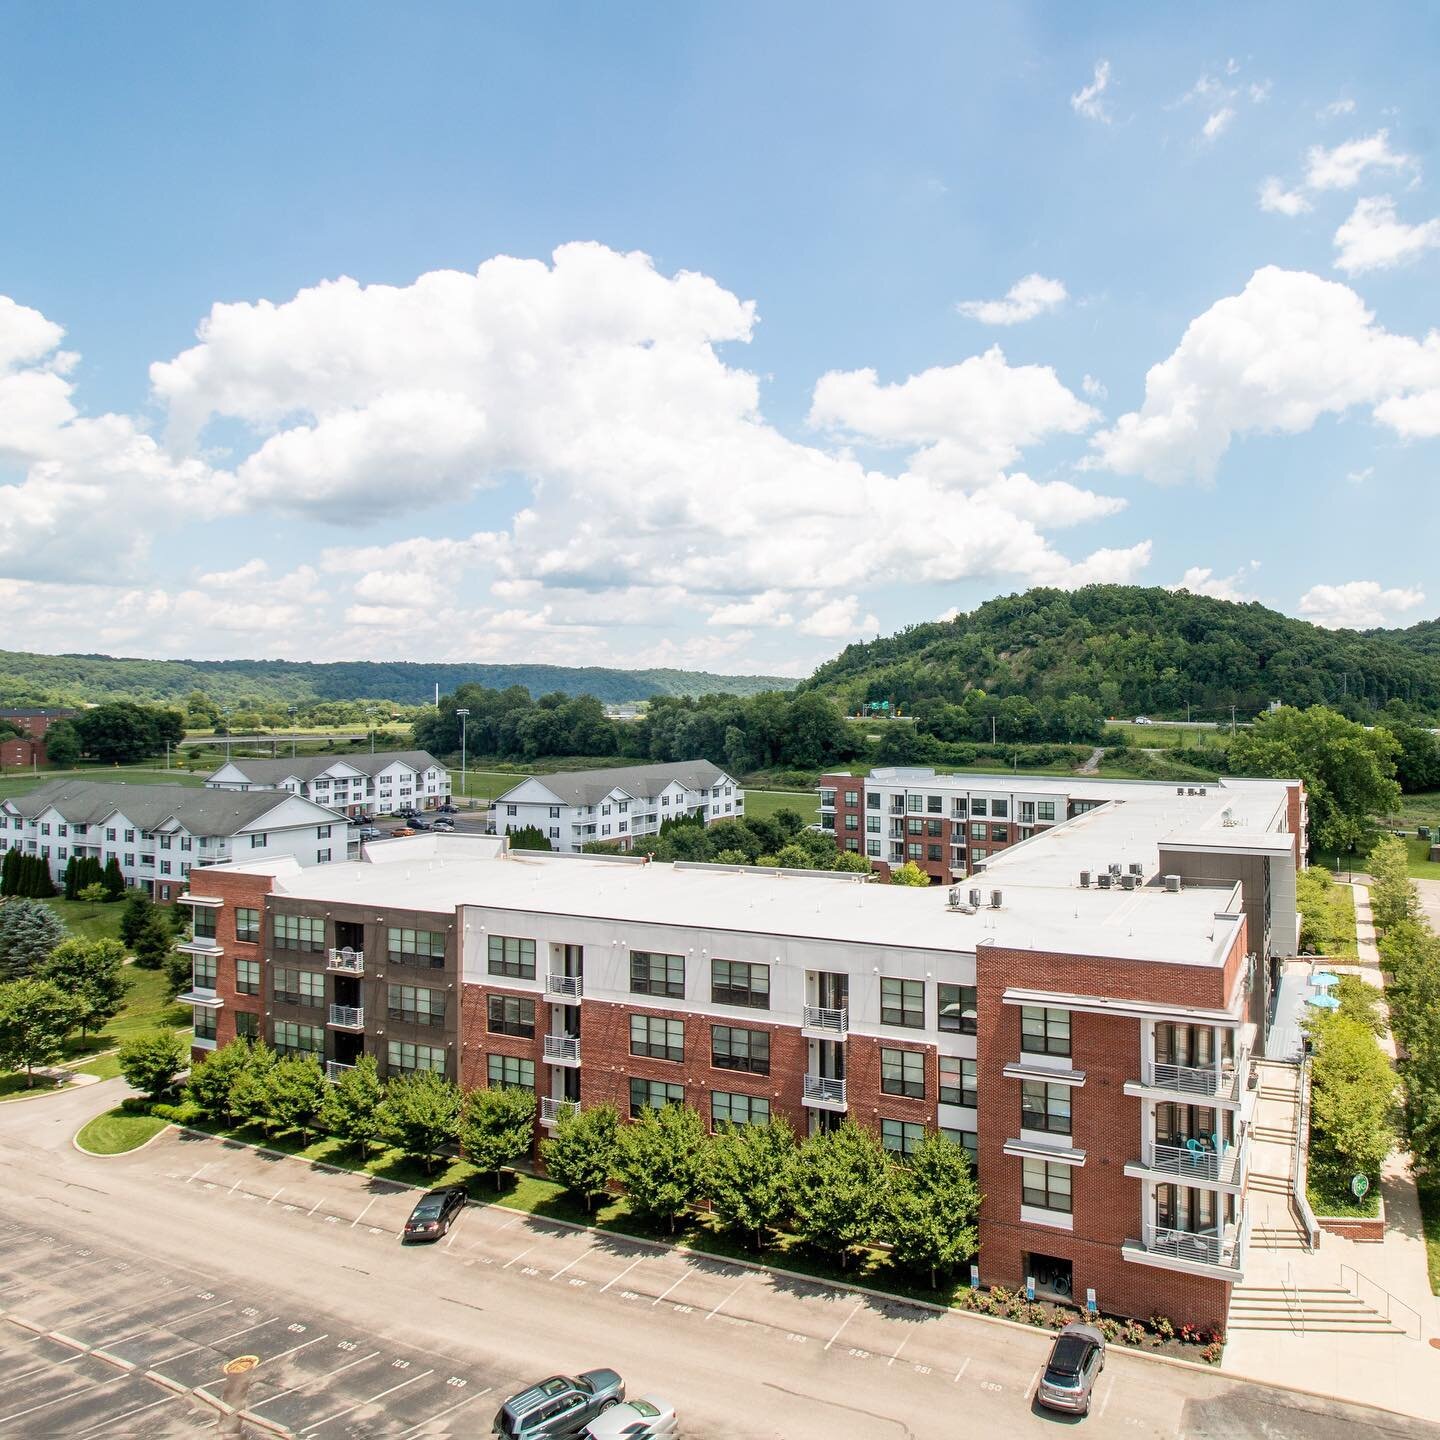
[261,1331,331,1365]
[394,1387,489,1438]
[307,1198,325,1216]
[229,1178,244,1194]
[350,1198,378,1229]
[599,1256,645,1294]
[247,1347,378,1410]
[649,1272,689,1307]
[1096,1376,1114,1419]
[0,1375,122,1427]
[824,1301,862,1351]
[161,1315,281,1362]
[501,1245,537,1270]
[887,1335,909,1366]
[187,1163,212,1184]
[1026,1364,1042,1399]
[269,1188,285,1206]
[8,1348,86,1385]
[102,1298,233,1347]
[549,1244,597,1281]
[71,1392,176,1438]
[704,1274,748,1321]
[299,1366,435,1432]
[953,1356,971,1382]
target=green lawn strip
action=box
[1419,1183,1440,1295]
[76,1108,170,1154]
[1296,871,1358,959]
[1403,836,1440,881]
[71,1053,123,1081]
[739,789,819,824]
[0,1072,64,1101]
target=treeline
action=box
[42,701,185,766]
[802,585,1440,721]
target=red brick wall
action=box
[0,738,45,768]
[458,981,547,1091]
[190,865,274,1052]
[844,1032,938,1133]
[1286,782,1305,867]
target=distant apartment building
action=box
[0,779,354,901]
[0,707,78,769]
[180,769,1304,1333]
[491,761,743,852]
[204,750,450,816]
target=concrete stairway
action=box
[1248,1223,1308,1251]
[1228,1284,1404,1334]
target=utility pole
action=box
[456,708,470,801]
[289,706,297,759]
[1231,704,1237,736]
[991,715,997,745]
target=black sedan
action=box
[403,1186,466,1242]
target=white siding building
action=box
[205,750,450,816]
[492,760,743,852]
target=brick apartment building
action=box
[0,707,77,769]
[178,772,1304,1331]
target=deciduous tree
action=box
[460,1084,537,1188]
[262,1054,328,1143]
[704,1115,797,1250]
[884,1132,981,1288]
[789,1120,892,1269]
[540,1103,619,1213]
[117,1028,187,1103]
[0,978,81,1084]
[36,937,129,1039]
[613,1102,708,1233]
[379,1070,462,1173]
[321,1055,387,1158]
[185,1039,255,1125]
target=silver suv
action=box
[1036,1321,1105,1415]
[493,1371,625,1438]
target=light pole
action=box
[288,706,297,759]
[456,709,470,801]
[369,706,376,756]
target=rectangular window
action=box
[880,977,924,1029]
[907,817,923,836]
[629,1077,684,1117]
[388,927,446,967]
[106,827,116,841]
[907,843,923,859]
[317,824,331,838]
[711,1025,770,1075]
[907,793,922,812]
[317,849,332,863]
[711,959,770,1009]
[487,994,535,1037]
[630,1014,684,1062]
[235,907,260,944]
[1022,1158,1072,1213]
[927,844,942,861]
[389,1041,447,1075]
[866,815,880,834]
[844,790,859,806]
[192,907,217,940]
[193,1007,218,1043]
[844,814,858,832]
[711,1092,770,1129]
[234,1010,259,1039]
[191,955,217,990]
[487,1053,535,1089]
[971,847,988,862]
[274,1021,323,1056]
[387,984,447,1026]
[927,794,942,813]
[273,914,325,951]
[1020,1006,1071,1057]
[940,1055,977,1107]
[867,793,880,809]
[487,935,536,979]
[1037,801,1056,822]
[867,839,881,857]
[273,967,323,1006]
[970,798,986,817]
[938,985,977,1038]
[630,950,684,999]
[990,799,1008,819]
[971,822,988,841]
[881,1119,926,1158]
[236,959,260,996]
[250,834,267,849]
[1021,1081,1072,1135]
[990,824,1009,844]
[881,1047,926,1098]
[926,818,942,837]
[124,828,135,843]
[940,1127,979,1172]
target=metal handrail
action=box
[1147,1059,1238,1097]
[543,1033,580,1062]
[325,1060,355,1082]
[545,973,584,1000]
[802,1005,849,1033]
[1285,1260,1305,1336]
[1340,1264,1422,1339]
[1291,1055,1321,1250]
[329,1004,364,1028]
[540,1097,580,1123]
[1145,1139,1244,1184]
[327,948,365,973]
[803,1074,846,1104]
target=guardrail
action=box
[802,1074,846,1105]
[1144,1139,1244,1184]
[1340,1263,1422,1339]
[801,1005,849,1034]
[540,1097,580,1124]
[1292,1054,1321,1251]
[545,973,584,1000]
[328,1004,364,1029]
[543,1034,580,1063]
[327,949,365,973]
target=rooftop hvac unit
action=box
[1186,787,1197,796]
[947,886,963,910]
[1197,787,1207,796]
[969,887,983,907]
[1120,873,1137,891]
[1079,869,1091,888]
[1164,874,1183,893]
[1108,862,1122,876]
[989,889,1003,909]
[1097,873,1113,889]
[1128,862,1144,876]
[1176,787,1186,796]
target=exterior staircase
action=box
[1229,1284,1404,1334]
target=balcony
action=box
[540,1097,580,1126]
[325,1060,355,1083]
[801,1005,849,1038]
[544,973,584,1002]
[1125,1138,1246,1188]
[1124,1214,1246,1276]
[327,948,365,974]
[328,1004,365,1030]
[1132,1058,1244,1101]
[802,1074,848,1110]
[175,935,223,957]
[543,1033,581,1066]
[176,988,224,1010]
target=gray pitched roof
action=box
[497,759,731,809]
[4,780,343,837]
[209,750,444,787]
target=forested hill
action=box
[800,586,1440,720]
[0,652,795,709]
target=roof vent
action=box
[989,889,1003,909]
[1079,869,1091,888]
[947,886,963,910]
[1164,874,1183,893]
[969,887,983,907]
[1120,873,1137,891]
[1186,787,1197,796]
[1097,872,1113,889]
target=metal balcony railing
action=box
[540,1097,580,1124]
[328,1004,364,1029]
[802,1074,847,1105]
[1142,1140,1245,1185]
[1144,1059,1240,1098]
[327,948,365,973]
[544,1033,580,1063]
[325,1060,355,1082]
[1143,1220,1244,1270]
[802,1005,849,1034]
[545,973,584,1000]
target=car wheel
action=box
[599,1399,618,1411]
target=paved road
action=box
[1415,878,1440,936]
[1,1083,1436,1440]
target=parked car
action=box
[437,802,458,814]
[1036,1321,1105,1415]
[358,826,382,841]
[402,1186,466,1242]
[409,817,434,831]
[581,1395,677,1438]
[1132,715,1152,724]
[432,818,455,832]
[493,1372,625,1438]
[391,826,415,837]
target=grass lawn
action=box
[75,1107,170,1154]
[741,788,819,825]
[1420,1183,1440,1295]
[1403,836,1440,881]
[1105,721,1232,749]
[451,768,527,802]
[0,1072,64,1101]
[1296,869,1358,958]
[1308,1176,1381,1219]
[0,765,205,802]
[41,896,125,944]
[67,965,189,1061]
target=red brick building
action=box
[0,707,77,769]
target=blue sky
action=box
[1,2,1437,675]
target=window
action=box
[907,843,922,860]
[711,1025,769,1075]
[488,995,535,1037]
[250,833,267,849]
[191,955,217,990]
[106,827,116,841]
[844,790,859,806]
[390,1041,447,1075]
[881,978,924,1029]
[940,1056,977,1107]
[970,798,986,817]
[971,822,988,841]
[317,824,332,839]
[273,914,324,952]
[1022,1158,1072,1213]
[389,927,446,967]
[972,848,988,862]
[867,793,880,810]
[866,815,880,834]
[631,950,685,998]
[927,794,942,813]
[317,849,332,863]
[990,825,1009,844]
[937,983,976,1034]
[711,1092,770,1129]
[388,984,446,1026]
[274,967,323,1006]
[505,804,517,817]
[486,935,536,979]
[630,1014,684,1062]
[927,844,942,862]
[990,799,1008,819]
[907,793,922,812]
[235,907,260,944]
[926,818,942,837]
[844,815,858,832]
[487,1054,535,1090]
[124,853,134,868]
[236,959,260,996]
[1037,801,1056,822]
[711,959,769,1009]
[907,818,923,836]
[630,1077,684,1117]
[192,907,217,941]
[881,1048,925,1098]
[1022,1081,1072,1135]
[124,828,135,843]
[881,1119,926,1158]
[867,840,881,857]
[940,1127,979,1171]
[1020,1006,1071,1057]
[193,1008,217,1043]
[274,1021,323,1056]
[549,806,560,818]
[234,1011,259,1039]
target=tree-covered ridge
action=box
[1374,617,1440,659]
[0,652,795,710]
[801,585,1440,719]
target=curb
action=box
[72,1116,175,1158]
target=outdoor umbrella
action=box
[1306,993,1340,1010]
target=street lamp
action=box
[456,709,470,801]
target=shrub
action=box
[1200,1342,1223,1364]
[1097,1317,1121,1342]
[1121,1321,1146,1347]
[1149,1313,1175,1341]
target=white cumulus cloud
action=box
[956,274,1067,326]
[1071,60,1112,123]
[1333,195,1440,274]
[1201,107,1236,143]
[1258,177,1312,216]
[1297,580,1426,630]
[1167,563,1259,603]
[1304,129,1415,190]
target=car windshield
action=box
[574,1376,594,1395]
[412,1200,443,1218]
[1047,1336,1091,1378]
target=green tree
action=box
[703,1115,797,1250]
[42,720,81,767]
[0,898,67,979]
[36,937,129,1039]
[185,1039,255,1125]
[262,1054,328,1142]
[460,1084,538,1188]
[102,856,126,900]
[321,1055,387,1157]
[540,1103,619,1213]
[884,1132,981,1288]
[379,1070,462,1173]
[0,978,81,1084]
[1307,1012,1396,1190]
[228,1042,279,1132]
[76,882,108,909]
[507,825,553,852]
[890,860,931,887]
[1367,835,1417,934]
[2,848,24,897]
[831,851,873,874]
[789,1120,892,1269]
[613,1102,708,1233]
[132,910,176,970]
[119,890,155,948]
[117,1028,188,1103]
